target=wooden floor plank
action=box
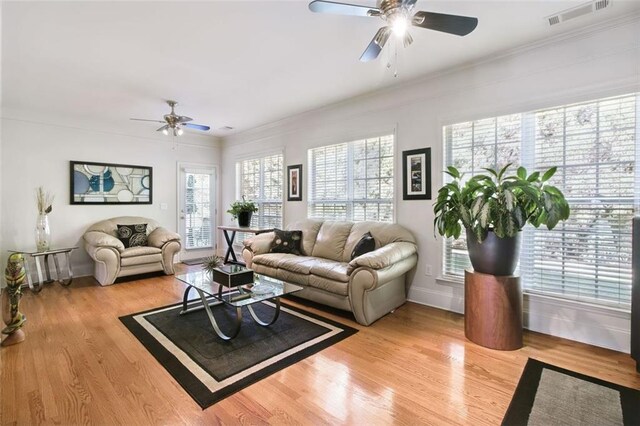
[1,264,639,425]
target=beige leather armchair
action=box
[83,216,181,285]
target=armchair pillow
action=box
[117,223,148,248]
[270,229,303,255]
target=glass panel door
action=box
[179,165,216,253]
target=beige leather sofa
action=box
[243,219,418,325]
[83,216,181,285]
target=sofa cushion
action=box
[311,221,353,262]
[351,232,375,260]
[117,224,148,248]
[343,221,417,262]
[308,275,349,296]
[308,259,350,283]
[120,246,162,258]
[121,253,163,267]
[253,253,317,275]
[286,219,323,256]
[270,229,303,255]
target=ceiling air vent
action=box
[546,0,611,26]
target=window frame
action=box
[440,93,639,310]
[307,132,397,223]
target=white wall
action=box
[0,119,222,278]
[221,17,640,352]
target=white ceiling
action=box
[2,0,639,138]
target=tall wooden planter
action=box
[464,269,523,351]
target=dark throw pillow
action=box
[351,232,375,260]
[117,223,148,248]
[270,229,303,255]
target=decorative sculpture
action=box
[2,253,27,346]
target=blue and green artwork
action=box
[70,161,152,204]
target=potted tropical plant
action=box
[433,163,570,276]
[227,196,259,227]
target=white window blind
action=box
[308,134,394,222]
[443,94,639,309]
[235,153,283,248]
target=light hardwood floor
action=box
[2,264,639,425]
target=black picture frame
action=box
[70,160,153,205]
[287,164,303,201]
[402,148,431,200]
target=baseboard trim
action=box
[407,285,631,353]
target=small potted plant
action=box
[227,196,258,227]
[433,163,570,275]
[202,255,224,275]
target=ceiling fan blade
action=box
[177,116,193,123]
[360,26,391,62]
[157,125,169,132]
[183,123,211,131]
[309,0,380,17]
[412,11,478,36]
[130,118,166,123]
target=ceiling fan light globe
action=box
[177,128,184,136]
[391,15,408,37]
[162,128,169,135]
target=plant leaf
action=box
[517,166,527,180]
[541,166,557,182]
[497,163,512,181]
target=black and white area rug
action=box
[502,358,640,425]
[120,299,358,409]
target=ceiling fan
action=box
[130,100,211,136]
[309,0,478,62]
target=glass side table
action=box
[8,247,78,293]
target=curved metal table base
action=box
[179,285,281,340]
[247,298,280,326]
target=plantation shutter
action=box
[308,135,395,222]
[443,94,638,309]
[308,142,349,220]
[443,114,522,276]
[235,153,283,249]
[520,95,638,307]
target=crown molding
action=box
[223,12,640,146]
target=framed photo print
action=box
[402,148,431,200]
[287,164,303,201]
[70,160,152,205]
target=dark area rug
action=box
[120,299,357,409]
[502,358,640,425]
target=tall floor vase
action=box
[2,253,27,346]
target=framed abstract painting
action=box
[402,148,431,200]
[70,161,152,205]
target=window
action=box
[443,94,638,309]
[308,134,394,222]
[235,153,283,247]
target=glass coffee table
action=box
[175,269,303,340]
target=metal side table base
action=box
[11,247,77,293]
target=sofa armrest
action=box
[348,242,417,273]
[148,227,181,248]
[83,231,125,252]
[243,232,275,255]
